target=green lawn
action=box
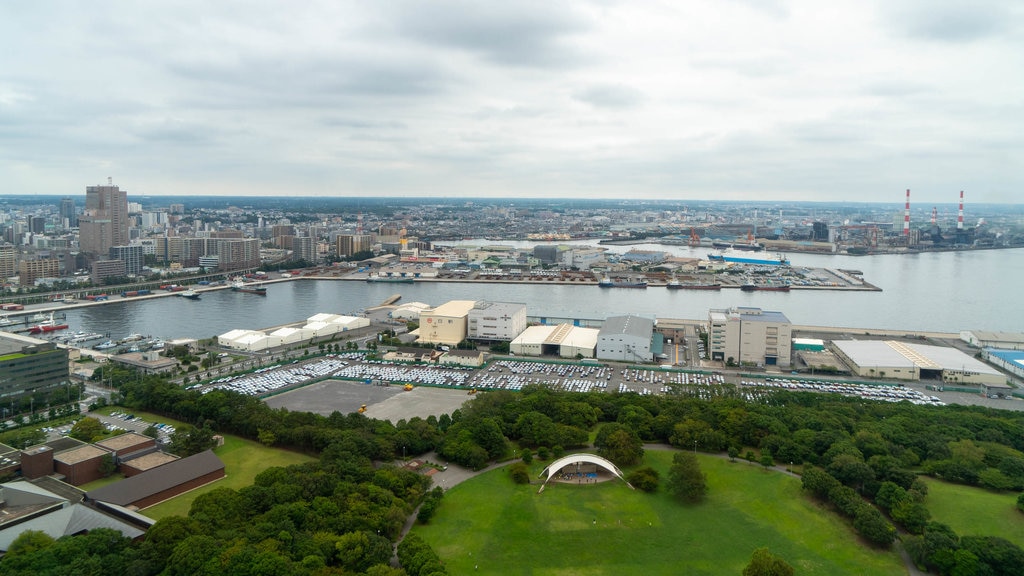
[921,477,1024,547]
[85,407,316,520]
[413,450,904,576]
[142,433,316,520]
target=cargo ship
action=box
[708,249,790,266]
[232,281,267,295]
[677,282,722,290]
[598,275,648,288]
[666,276,722,290]
[740,283,791,292]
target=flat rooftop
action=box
[95,432,153,452]
[122,452,178,472]
[426,300,476,317]
[54,445,109,465]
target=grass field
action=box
[88,408,316,520]
[142,433,316,519]
[412,450,905,576]
[922,477,1024,547]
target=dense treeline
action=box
[3,448,437,575]
[9,375,1024,573]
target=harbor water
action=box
[57,246,1022,342]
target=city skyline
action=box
[2,2,1021,203]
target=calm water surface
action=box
[59,246,1023,341]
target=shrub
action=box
[509,462,530,485]
[627,467,660,492]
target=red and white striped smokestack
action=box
[931,207,937,225]
[903,189,911,236]
[957,191,964,230]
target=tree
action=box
[98,453,117,477]
[335,530,392,573]
[4,530,55,559]
[759,452,774,469]
[258,428,277,447]
[667,452,707,503]
[742,547,795,576]
[853,506,897,547]
[594,423,644,467]
[69,416,106,442]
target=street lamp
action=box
[693,439,697,454]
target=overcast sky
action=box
[1,1,1021,203]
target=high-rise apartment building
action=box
[0,243,15,281]
[109,245,145,277]
[79,182,129,257]
[18,258,60,286]
[293,236,315,262]
[60,197,77,228]
[336,234,373,257]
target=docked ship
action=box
[708,249,790,266]
[366,274,415,284]
[740,282,791,292]
[232,281,267,295]
[28,313,69,334]
[678,282,723,290]
[598,275,648,288]
[666,276,721,290]
[179,289,201,300]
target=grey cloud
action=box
[573,84,645,109]
[392,1,592,68]
[882,0,1016,42]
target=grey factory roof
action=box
[0,503,145,551]
[86,449,224,507]
[833,340,1001,374]
[963,331,1024,344]
[599,315,655,339]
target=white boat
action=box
[179,289,201,300]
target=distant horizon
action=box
[3,194,1022,211]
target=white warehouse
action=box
[596,315,655,363]
[218,313,369,352]
[467,301,527,341]
[510,324,599,359]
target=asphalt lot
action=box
[264,379,472,420]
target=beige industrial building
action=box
[708,307,792,368]
[467,301,527,341]
[510,324,599,359]
[831,340,1006,385]
[416,300,476,346]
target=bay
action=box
[58,246,1022,342]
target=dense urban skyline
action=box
[2,2,1021,203]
